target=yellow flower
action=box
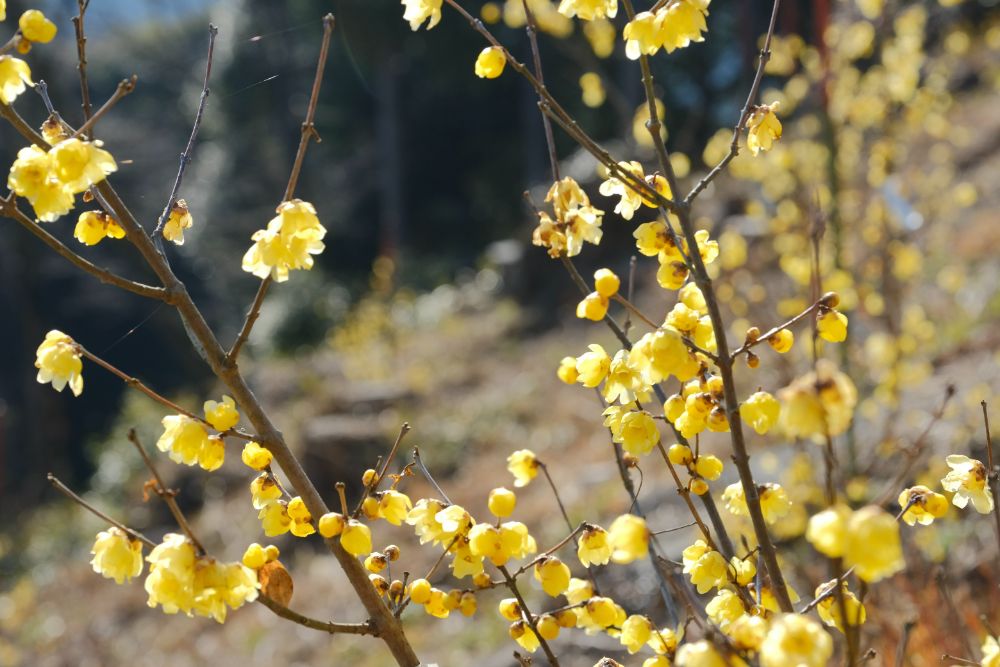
[630,328,695,384]
[844,505,905,582]
[241,543,278,569]
[500,521,537,559]
[401,0,443,30]
[163,199,193,245]
[499,596,522,621]
[258,500,292,537]
[982,636,1000,667]
[488,487,517,517]
[779,360,857,439]
[203,395,239,431]
[620,614,653,653]
[566,577,594,605]
[815,580,866,633]
[197,435,225,472]
[534,557,571,596]
[768,328,794,353]
[144,533,198,615]
[576,343,611,387]
[424,587,450,618]
[546,176,589,219]
[557,0,618,21]
[619,410,660,456]
[190,559,259,623]
[250,473,282,509]
[593,268,620,297]
[241,441,272,471]
[729,556,756,587]
[898,485,949,525]
[406,498,449,543]
[623,11,661,60]
[34,329,83,396]
[242,199,327,282]
[0,55,33,104]
[694,454,723,480]
[728,614,767,651]
[816,309,848,343]
[468,522,505,565]
[509,620,541,653]
[706,588,746,629]
[286,496,316,537]
[474,46,506,78]
[377,489,413,525]
[747,101,782,156]
[577,525,612,566]
[18,10,57,43]
[683,545,727,594]
[318,512,345,538]
[660,0,710,53]
[675,640,743,666]
[647,626,679,655]
[657,258,689,290]
[449,539,485,578]
[506,449,540,487]
[633,219,670,256]
[941,455,993,513]
[74,211,125,246]
[157,415,212,467]
[604,351,645,405]
[806,504,850,558]
[577,291,610,321]
[608,513,649,563]
[759,614,833,667]
[557,356,579,384]
[722,482,791,524]
[740,391,781,435]
[7,145,74,222]
[91,527,143,584]
[537,613,560,640]
[49,137,117,193]
[341,519,372,556]
[581,596,618,629]
[408,578,432,605]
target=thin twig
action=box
[47,473,156,548]
[127,429,206,555]
[983,401,1000,557]
[685,0,783,203]
[894,620,915,667]
[71,75,138,139]
[353,422,412,518]
[257,594,379,635]
[538,461,573,531]
[72,0,93,130]
[498,565,560,667]
[412,448,452,504]
[519,0,559,182]
[152,24,218,242]
[0,195,168,301]
[729,298,823,358]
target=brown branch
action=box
[72,0,93,130]
[257,594,379,635]
[729,298,823,359]
[498,565,560,667]
[684,0,783,203]
[511,523,587,578]
[47,473,156,548]
[227,14,336,366]
[353,422,412,518]
[0,195,168,301]
[538,461,574,532]
[519,0,559,182]
[152,24,218,242]
[127,429,206,555]
[71,75,138,139]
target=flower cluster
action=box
[623,0,711,60]
[532,177,604,258]
[242,199,327,282]
[8,138,117,222]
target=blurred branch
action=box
[47,473,156,548]
[257,594,379,635]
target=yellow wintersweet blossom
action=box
[623,11,661,60]
[608,513,649,563]
[18,10,57,43]
[0,55,32,104]
[157,415,213,467]
[779,360,857,439]
[810,504,904,582]
[285,496,316,537]
[759,614,832,667]
[74,211,125,246]
[318,512,345,538]
[814,580,866,633]
[190,559,260,623]
[674,640,743,666]
[534,557,571,596]
[558,0,617,21]
[576,343,611,387]
[941,455,993,514]
[604,351,644,404]
[898,485,949,525]
[242,199,327,282]
[468,522,505,565]
[401,0,443,30]
[49,137,117,193]
[982,636,1000,667]
[204,395,239,431]
[577,524,612,566]
[474,46,506,79]
[661,0,711,53]
[163,199,193,245]
[7,145,74,222]
[576,291,610,321]
[768,328,794,353]
[377,489,412,525]
[682,542,727,593]
[35,329,84,396]
[816,308,849,342]
[619,614,653,653]
[144,533,197,615]
[341,519,372,556]
[740,390,781,434]
[488,487,517,518]
[198,435,225,472]
[500,521,537,559]
[533,177,605,258]
[706,588,746,629]
[258,501,291,536]
[506,449,540,487]
[722,482,791,524]
[406,498,449,543]
[250,473,282,509]
[557,356,579,384]
[241,543,279,569]
[241,441,272,471]
[90,527,143,584]
[746,102,783,155]
[509,620,541,653]
[618,410,660,455]
[805,503,850,558]
[728,615,767,651]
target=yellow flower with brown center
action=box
[898,485,949,525]
[242,199,327,282]
[74,211,125,246]
[941,455,993,514]
[747,101,783,155]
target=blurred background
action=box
[1,0,998,665]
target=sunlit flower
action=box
[406,498,449,543]
[576,343,611,387]
[941,455,993,514]
[747,102,782,155]
[507,449,540,487]
[91,527,143,584]
[163,199,193,245]
[619,410,660,456]
[620,614,653,653]
[816,309,848,343]
[377,489,413,525]
[0,55,33,104]
[740,390,781,435]
[577,525,612,566]
[814,580,866,633]
[623,11,661,60]
[241,441,272,471]
[558,0,617,21]
[242,199,327,282]
[534,557,571,596]
[157,415,213,468]
[7,144,74,221]
[660,0,710,53]
[74,210,125,246]
[760,614,832,667]
[49,137,117,193]
[18,10,57,43]
[144,533,197,615]
[402,0,443,30]
[722,482,791,524]
[35,329,83,396]
[474,46,506,78]
[250,473,282,510]
[341,519,372,556]
[608,514,649,563]
[203,395,239,431]
[706,587,746,629]
[898,485,949,525]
